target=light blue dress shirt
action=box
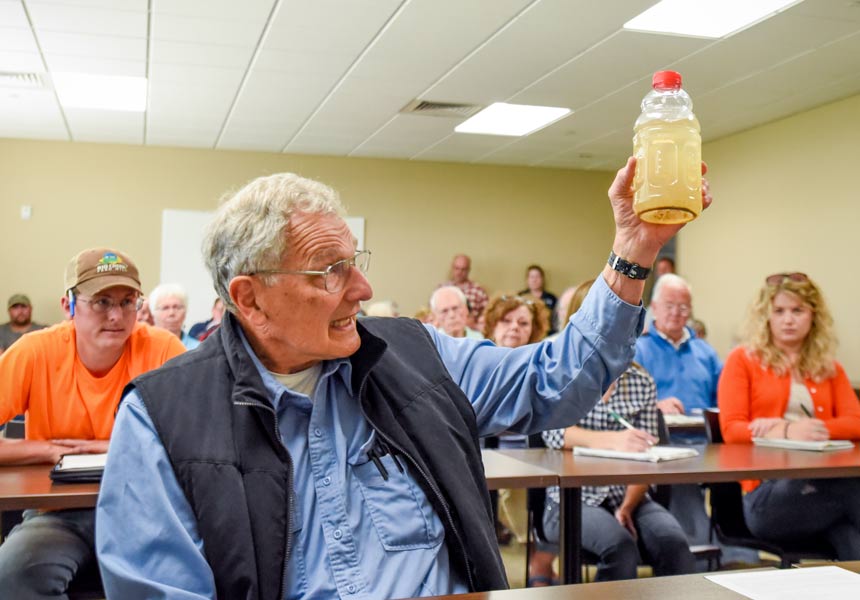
[96,276,643,599]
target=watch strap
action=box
[607,250,651,280]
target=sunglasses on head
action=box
[499,295,535,306]
[765,272,809,286]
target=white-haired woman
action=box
[150,283,199,350]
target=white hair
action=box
[202,173,346,312]
[430,286,467,312]
[364,300,399,318]
[149,283,188,311]
[651,273,692,303]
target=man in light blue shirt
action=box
[96,157,710,599]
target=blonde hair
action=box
[482,293,549,344]
[741,276,836,381]
[563,279,596,324]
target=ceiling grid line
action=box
[143,0,152,145]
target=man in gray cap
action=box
[0,294,46,354]
[0,247,185,597]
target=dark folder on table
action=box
[50,453,107,483]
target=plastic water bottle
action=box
[633,70,702,224]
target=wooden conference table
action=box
[0,451,554,512]
[499,445,860,584]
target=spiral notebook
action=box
[752,438,854,452]
[573,446,699,463]
[50,453,107,483]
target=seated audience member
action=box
[518,265,557,331]
[0,247,185,596]
[438,253,489,329]
[719,273,860,558]
[635,274,719,418]
[690,318,707,341]
[95,157,707,597]
[136,296,155,325]
[413,305,433,324]
[188,297,225,340]
[634,273,757,565]
[364,300,399,317]
[430,285,483,339]
[537,365,696,582]
[150,283,200,350]
[0,293,47,354]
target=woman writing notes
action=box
[718,273,860,558]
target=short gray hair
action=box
[652,273,692,304]
[149,283,188,311]
[203,173,346,312]
[430,286,467,312]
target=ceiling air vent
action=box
[0,72,48,90]
[401,99,483,118]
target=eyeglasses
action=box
[155,303,185,313]
[499,295,535,306]
[252,250,371,294]
[77,295,143,314]
[766,272,809,286]
[661,302,692,316]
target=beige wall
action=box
[0,139,617,327]
[681,93,860,379]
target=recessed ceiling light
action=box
[455,102,571,137]
[52,73,147,112]
[624,0,803,39]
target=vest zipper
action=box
[358,406,477,591]
[234,399,293,599]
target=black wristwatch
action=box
[607,250,651,280]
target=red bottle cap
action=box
[652,70,682,90]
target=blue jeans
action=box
[744,478,860,560]
[0,508,95,599]
[543,497,696,581]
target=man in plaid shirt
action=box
[534,363,695,582]
[439,254,489,328]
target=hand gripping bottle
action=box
[633,70,701,224]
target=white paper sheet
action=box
[705,566,860,600]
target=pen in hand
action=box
[801,404,813,418]
[609,410,655,446]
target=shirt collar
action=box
[654,325,691,350]
[236,326,355,411]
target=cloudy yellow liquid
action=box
[633,118,702,224]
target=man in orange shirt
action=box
[0,247,185,597]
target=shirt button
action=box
[347,584,356,594]
[333,529,343,540]
[323,476,332,486]
[314,428,322,437]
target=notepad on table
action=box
[573,446,699,462]
[663,414,706,426]
[752,438,854,452]
[50,453,107,483]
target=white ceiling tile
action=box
[38,31,146,60]
[151,40,255,69]
[151,13,263,46]
[45,54,144,77]
[216,129,288,152]
[28,0,146,10]
[64,107,143,143]
[350,114,458,157]
[152,0,275,22]
[0,27,39,53]
[0,87,67,139]
[0,51,44,72]
[424,0,656,104]
[0,1,29,29]
[28,3,147,37]
[149,63,245,87]
[146,132,219,148]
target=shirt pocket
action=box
[349,431,445,551]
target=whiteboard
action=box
[161,210,366,326]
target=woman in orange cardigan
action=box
[718,273,860,558]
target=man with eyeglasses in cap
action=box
[0,247,185,597]
[97,161,712,599]
[0,293,47,355]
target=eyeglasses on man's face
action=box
[77,294,143,314]
[660,302,691,316]
[252,250,371,294]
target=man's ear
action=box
[229,276,267,327]
[60,295,73,320]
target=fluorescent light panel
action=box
[53,73,147,112]
[455,102,571,137]
[623,0,803,39]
